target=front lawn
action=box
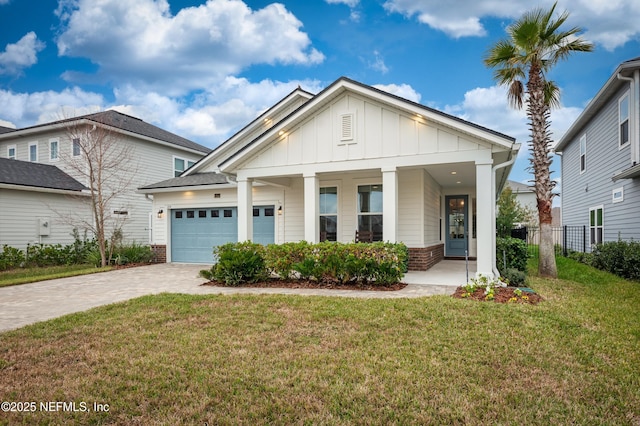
[0,257,638,424]
[0,264,112,287]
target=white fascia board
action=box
[184,89,314,177]
[0,183,91,196]
[137,183,237,194]
[221,80,514,173]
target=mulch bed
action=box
[201,278,408,291]
[452,286,544,304]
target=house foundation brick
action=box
[151,245,166,263]
[408,244,444,271]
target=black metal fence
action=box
[511,226,589,257]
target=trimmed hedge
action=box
[202,241,409,286]
[496,237,528,286]
[591,240,640,281]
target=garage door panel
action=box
[171,206,274,263]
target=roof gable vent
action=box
[340,113,354,141]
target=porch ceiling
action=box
[425,163,477,188]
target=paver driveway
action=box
[0,263,458,332]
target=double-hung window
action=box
[619,92,629,147]
[357,184,383,241]
[579,134,586,173]
[319,187,338,241]
[49,139,59,161]
[174,157,196,177]
[7,145,16,159]
[589,206,603,246]
[28,142,38,162]
[72,138,81,157]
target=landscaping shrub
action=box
[591,240,640,281]
[500,267,526,287]
[496,237,528,273]
[211,241,268,286]
[113,242,154,265]
[0,245,25,271]
[206,241,408,286]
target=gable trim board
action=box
[141,77,520,277]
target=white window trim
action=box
[71,138,82,157]
[619,90,630,149]
[579,134,586,174]
[7,144,16,159]
[356,181,383,241]
[589,205,604,246]
[49,138,59,162]
[612,187,624,203]
[319,181,341,241]
[28,142,38,162]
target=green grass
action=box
[0,264,112,287]
[0,258,638,424]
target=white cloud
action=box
[0,87,104,126]
[383,0,640,50]
[55,0,324,95]
[368,51,389,74]
[325,0,359,6]
[0,32,45,75]
[373,83,421,103]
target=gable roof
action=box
[555,57,640,152]
[506,180,534,193]
[139,172,230,191]
[0,126,15,134]
[184,86,314,175]
[0,110,211,155]
[0,157,86,192]
[219,76,516,172]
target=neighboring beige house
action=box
[141,77,520,277]
[0,111,210,250]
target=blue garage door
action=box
[171,206,274,263]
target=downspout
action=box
[617,72,637,165]
[491,149,517,278]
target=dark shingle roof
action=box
[0,157,86,191]
[11,110,211,154]
[0,126,15,134]
[139,172,229,190]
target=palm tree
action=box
[484,2,593,278]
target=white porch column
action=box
[475,160,493,277]
[237,177,253,242]
[303,172,319,243]
[382,167,398,242]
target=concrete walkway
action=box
[0,261,473,333]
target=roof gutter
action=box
[0,183,91,196]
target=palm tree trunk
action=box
[527,64,558,278]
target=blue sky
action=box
[1,0,639,189]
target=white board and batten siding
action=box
[243,92,492,172]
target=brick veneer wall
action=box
[151,245,166,263]
[408,244,444,271]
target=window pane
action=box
[264,208,274,217]
[29,144,37,161]
[620,94,629,120]
[73,139,81,156]
[198,210,206,218]
[224,209,232,217]
[186,210,195,218]
[320,187,338,214]
[621,121,629,145]
[358,184,382,213]
[175,211,183,219]
[50,141,58,160]
[320,216,337,241]
[590,210,595,226]
[357,214,383,241]
[597,208,603,226]
[253,208,260,217]
[211,210,219,218]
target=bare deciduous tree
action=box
[58,112,138,267]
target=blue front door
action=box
[445,195,468,257]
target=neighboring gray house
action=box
[0,111,210,250]
[554,57,640,249]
